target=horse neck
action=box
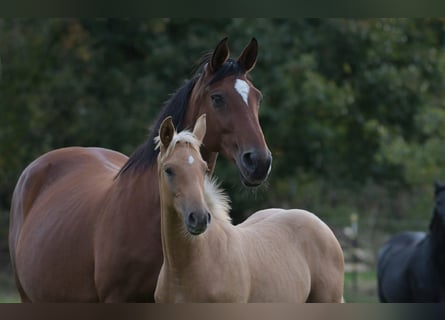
[201,148,218,175]
[112,164,160,221]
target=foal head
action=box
[157,114,219,235]
[187,37,272,186]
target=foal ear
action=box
[237,38,258,73]
[159,116,175,148]
[193,114,207,144]
[209,37,230,73]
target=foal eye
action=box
[211,94,225,108]
[164,167,174,177]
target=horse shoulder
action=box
[94,165,162,302]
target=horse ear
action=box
[193,114,206,144]
[159,116,175,148]
[209,37,229,73]
[237,38,258,73]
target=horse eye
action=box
[211,94,225,108]
[164,167,174,177]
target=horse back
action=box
[10,147,126,239]
[9,147,127,301]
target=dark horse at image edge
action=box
[9,37,272,302]
[377,182,445,302]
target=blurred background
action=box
[2,18,445,302]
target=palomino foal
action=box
[155,115,344,303]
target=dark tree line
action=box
[1,19,445,236]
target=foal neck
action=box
[158,175,231,269]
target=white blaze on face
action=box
[234,79,250,105]
[187,155,194,165]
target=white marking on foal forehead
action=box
[187,155,194,165]
[234,79,250,105]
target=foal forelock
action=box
[155,131,201,162]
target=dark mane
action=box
[430,187,445,268]
[209,58,246,85]
[116,77,197,177]
[116,56,245,177]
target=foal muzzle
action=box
[185,210,211,235]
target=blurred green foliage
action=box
[1,18,445,237]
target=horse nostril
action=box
[242,151,257,172]
[239,150,273,185]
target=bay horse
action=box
[154,115,344,303]
[377,182,445,302]
[9,37,272,302]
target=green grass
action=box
[344,270,378,302]
[0,268,379,303]
[0,293,20,303]
[0,272,20,303]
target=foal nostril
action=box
[207,212,211,224]
[186,211,210,235]
[188,212,197,227]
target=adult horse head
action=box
[187,37,272,186]
[119,37,272,186]
[9,37,271,302]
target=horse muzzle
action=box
[185,210,211,235]
[237,149,272,187]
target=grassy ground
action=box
[0,270,379,303]
[344,270,378,302]
[0,272,19,303]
